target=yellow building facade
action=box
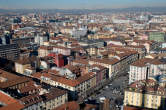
[124,78,166,109]
[15,62,31,74]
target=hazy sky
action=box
[0,0,166,9]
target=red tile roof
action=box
[39,46,53,50]
[33,71,95,87]
[0,91,18,105]
[90,58,119,65]
[0,102,24,110]
[0,77,31,89]
[53,101,79,110]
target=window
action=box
[136,100,139,105]
[131,100,133,104]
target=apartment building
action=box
[15,60,31,74]
[107,44,146,59]
[84,46,98,56]
[149,32,166,42]
[0,69,67,110]
[0,69,31,91]
[38,46,53,57]
[124,76,166,109]
[10,37,34,48]
[0,44,20,60]
[89,64,108,85]
[60,26,75,34]
[88,34,113,40]
[20,88,68,110]
[32,68,96,100]
[53,46,71,56]
[70,58,89,66]
[15,56,39,75]
[89,48,139,78]
[89,58,120,78]
[125,45,147,59]
[129,58,166,84]
[129,40,159,53]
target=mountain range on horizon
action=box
[0,6,166,14]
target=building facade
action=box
[124,78,166,109]
[0,44,20,60]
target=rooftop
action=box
[127,78,166,95]
[33,70,95,87]
[53,101,79,110]
[90,58,119,65]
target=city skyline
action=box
[0,1,166,110]
[1,0,166,9]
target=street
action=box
[84,73,129,110]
